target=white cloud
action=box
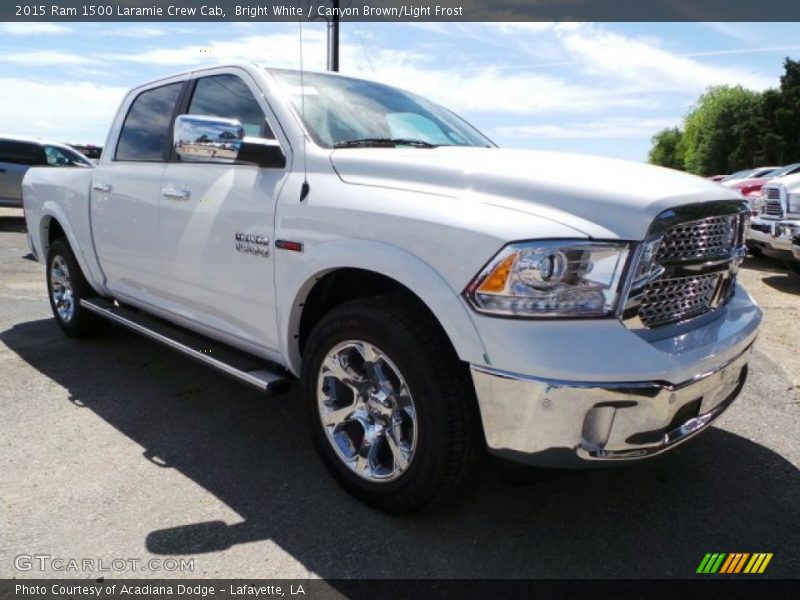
[0,78,126,144]
[495,117,680,139]
[107,26,167,38]
[0,23,70,35]
[4,51,94,66]
[550,23,774,92]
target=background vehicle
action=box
[721,166,780,187]
[748,172,800,267]
[21,64,762,512]
[0,136,92,207]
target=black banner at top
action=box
[3,0,800,22]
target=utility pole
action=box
[326,0,340,71]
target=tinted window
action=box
[44,145,90,166]
[188,75,273,138]
[0,140,44,166]
[116,82,183,161]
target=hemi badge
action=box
[275,240,304,252]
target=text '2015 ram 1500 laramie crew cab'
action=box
[23,64,762,512]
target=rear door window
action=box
[0,140,45,166]
[115,82,183,161]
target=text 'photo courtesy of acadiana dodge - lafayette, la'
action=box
[0,13,799,589]
[16,583,307,596]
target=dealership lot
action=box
[0,207,798,579]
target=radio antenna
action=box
[299,19,310,201]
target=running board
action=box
[80,298,291,394]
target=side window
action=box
[115,82,183,161]
[188,75,274,139]
[0,141,44,166]
[44,146,73,166]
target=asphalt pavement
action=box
[1,209,798,579]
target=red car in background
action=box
[729,163,800,213]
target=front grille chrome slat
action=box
[762,186,784,218]
[638,273,720,328]
[624,202,746,330]
[655,215,737,262]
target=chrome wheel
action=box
[317,340,417,482]
[50,255,75,323]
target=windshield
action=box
[768,163,800,178]
[268,69,493,149]
[721,170,750,182]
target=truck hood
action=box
[330,147,740,240]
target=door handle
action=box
[162,187,190,200]
[92,182,111,193]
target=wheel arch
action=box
[39,210,105,296]
[278,240,488,376]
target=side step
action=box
[81,298,291,394]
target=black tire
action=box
[46,238,107,338]
[302,295,482,513]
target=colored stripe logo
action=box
[697,553,772,574]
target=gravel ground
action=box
[0,207,798,580]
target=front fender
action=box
[275,238,488,376]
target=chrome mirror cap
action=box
[173,114,285,168]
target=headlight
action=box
[788,193,800,214]
[465,240,630,317]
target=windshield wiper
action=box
[333,138,438,149]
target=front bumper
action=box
[748,217,799,258]
[471,345,751,468]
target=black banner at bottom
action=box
[1,579,799,600]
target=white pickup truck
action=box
[23,63,762,512]
[748,172,800,273]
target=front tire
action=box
[302,296,482,513]
[46,238,106,338]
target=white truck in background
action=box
[748,172,800,273]
[22,63,761,512]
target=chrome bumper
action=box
[471,345,752,468]
[748,218,799,256]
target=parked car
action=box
[0,136,92,207]
[22,64,761,512]
[748,172,800,265]
[722,166,780,187]
[728,163,800,215]
[68,144,103,160]
[719,168,755,183]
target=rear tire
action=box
[46,238,107,338]
[302,295,482,513]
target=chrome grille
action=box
[638,273,720,328]
[765,187,781,200]
[624,202,746,330]
[656,215,737,261]
[763,200,783,218]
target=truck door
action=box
[90,81,184,305]
[159,70,288,352]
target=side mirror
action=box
[173,115,285,169]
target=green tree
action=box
[774,57,800,161]
[648,127,685,170]
[682,85,763,176]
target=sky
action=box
[1,21,799,162]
